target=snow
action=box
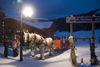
[30,17,49,21]
[32,21,53,29]
[55,29,100,42]
[0,29,100,67]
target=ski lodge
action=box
[2,17,56,41]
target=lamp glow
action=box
[23,7,33,17]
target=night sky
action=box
[0,0,100,20]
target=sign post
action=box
[89,37,99,65]
[66,15,100,65]
[66,16,99,23]
[70,22,73,36]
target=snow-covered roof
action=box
[30,17,49,21]
[32,21,53,29]
[3,16,53,30]
[3,16,43,30]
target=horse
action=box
[24,32,54,60]
[24,32,45,60]
[29,33,44,59]
[30,33,54,58]
[24,32,31,50]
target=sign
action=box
[66,16,75,22]
[66,16,100,23]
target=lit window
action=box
[2,25,4,27]
[2,22,4,24]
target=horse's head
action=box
[29,33,36,42]
[24,32,29,43]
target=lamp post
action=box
[20,3,23,62]
[19,3,33,62]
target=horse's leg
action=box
[41,44,45,60]
[30,45,32,56]
[30,45,35,57]
[49,44,54,56]
[51,44,54,56]
[49,47,51,56]
[39,45,41,59]
[39,44,45,60]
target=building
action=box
[2,16,56,42]
[0,7,5,43]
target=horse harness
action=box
[27,33,31,43]
[31,34,43,45]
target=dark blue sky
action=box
[0,0,100,20]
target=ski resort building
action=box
[2,17,56,41]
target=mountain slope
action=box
[52,9,100,32]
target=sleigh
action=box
[53,40,70,51]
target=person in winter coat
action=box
[13,35,20,57]
[3,35,9,58]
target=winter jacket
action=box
[13,38,20,49]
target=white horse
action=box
[24,32,54,60]
[24,32,45,60]
[29,33,44,59]
[43,38,54,56]
[24,32,30,50]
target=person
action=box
[3,35,9,58]
[98,36,100,43]
[13,35,20,57]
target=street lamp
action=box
[20,3,33,62]
[23,7,33,17]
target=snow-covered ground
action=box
[0,29,100,67]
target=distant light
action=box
[17,0,22,3]
[23,7,33,17]
[2,25,4,27]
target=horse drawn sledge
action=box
[9,32,70,60]
[23,32,70,60]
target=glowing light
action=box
[2,22,4,24]
[26,30,28,32]
[17,0,22,3]
[2,36,4,37]
[2,25,4,26]
[23,7,33,17]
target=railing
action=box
[73,37,96,39]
